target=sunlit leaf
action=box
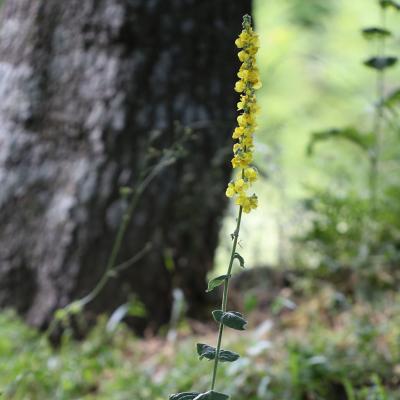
[206,275,230,293]
[212,310,247,330]
[364,56,398,70]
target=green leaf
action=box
[196,343,240,362]
[362,27,392,40]
[193,391,229,400]
[380,0,400,10]
[197,343,216,360]
[169,392,200,400]
[119,186,133,197]
[206,275,230,293]
[233,252,245,268]
[307,127,375,156]
[212,310,247,330]
[381,88,400,109]
[364,56,398,70]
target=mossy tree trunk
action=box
[0,0,251,333]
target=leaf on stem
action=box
[193,391,229,400]
[307,127,375,156]
[380,0,400,10]
[364,56,398,70]
[212,310,247,330]
[169,392,201,400]
[206,275,230,293]
[196,343,240,362]
[362,27,392,40]
[233,252,245,268]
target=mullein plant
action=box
[169,15,261,400]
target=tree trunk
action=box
[0,0,251,333]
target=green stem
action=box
[370,6,387,212]
[79,156,175,307]
[210,205,243,391]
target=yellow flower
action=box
[235,38,243,48]
[237,69,249,80]
[235,194,258,213]
[241,136,253,148]
[253,80,262,90]
[237,95,248,110]
[232,126,244,139]
[234,178,248,192]
[234,80,246,93]
[238,50,249,62]
[226,183,236,198]
[244,167,258,182]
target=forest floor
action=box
[1,276,399,400]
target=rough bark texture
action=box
[0,0,251,333]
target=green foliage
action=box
[1,288,400,400]
[288,0,335,28]
[296,0,400,290]
[294,186,400,290]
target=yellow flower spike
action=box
[170,14,260,398]
[179,16,261,400]
[225,14,261,215]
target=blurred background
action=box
[0,0,399,399]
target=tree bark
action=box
[0,0,251,333]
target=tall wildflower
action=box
[169,15,261,400]
[226,14,261,214]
